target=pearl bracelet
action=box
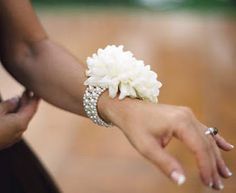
[83,85,112,127]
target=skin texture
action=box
[0,0,233,190]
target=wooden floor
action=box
[0,9,235,193]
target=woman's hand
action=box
[98,92,234,190]
[0,91,39,150]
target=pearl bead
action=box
[83,86,112,127]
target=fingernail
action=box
[219,184,224,190]
[218,181,224,190]
[208,182,213,188]
[171,171,186,185]
[226,167,233,177]
[27,91,34,98]
[9,97,19,104]
[230,144,234,149]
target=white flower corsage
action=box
[84,45,162,103]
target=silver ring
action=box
[205,127,218,136]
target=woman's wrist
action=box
[97,91,121,126]
[97,90,137,129]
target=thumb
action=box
[17,91,40,124]
[0,97,20,115]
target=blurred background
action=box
[0,0,235,193]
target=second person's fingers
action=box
[0,97,20,115]
[3,91,40,134]
[16,91,40,128]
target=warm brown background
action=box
[0,9,235,193]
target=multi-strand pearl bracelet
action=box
[83,85,112,127]
[83,45,162,127]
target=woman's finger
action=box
[176,125,215,187]
[212,168,224,190]
[198,122,234,151]
[138,136,186,185]
[197,124,230,190]
[215,147,232,178]
[213,134,234,151]
[201,134,225,190]
[0,97,20,115]
[209,136,233,178]
[199,124,233,179]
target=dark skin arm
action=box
[0,0,233,190]
[0,0,87,116]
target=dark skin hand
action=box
[0,0,233,190]
[0,91,39,150]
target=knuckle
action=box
[173,107,193,127]
[176,108,187,119]
[178,107,194,122]
[179,106,193,115]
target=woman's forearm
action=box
[2,39,88,116]
[0,0,90,116]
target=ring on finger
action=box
[205,127,218,136]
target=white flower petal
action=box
[84,45,162,103]
[108,83,119,98]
